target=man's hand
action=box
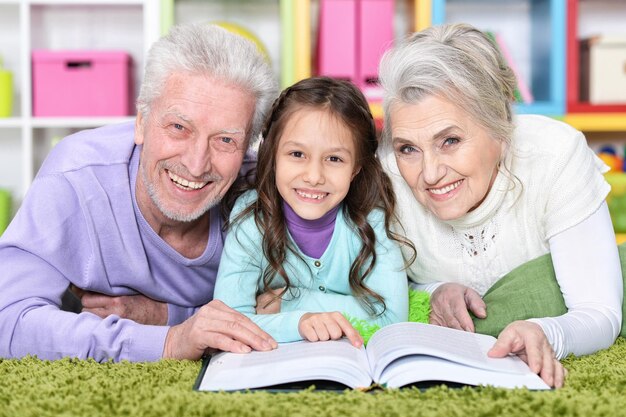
[163,300,277,360]
[71,285,168,325]
[429,283,486,332]
[488,321,566,388]
[298,312,363,348]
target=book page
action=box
[380,355,549,390]
[198,339,372,391]
[366,322,530,381]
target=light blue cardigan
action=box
[213,190,409,342]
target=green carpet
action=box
[3,338,626,417]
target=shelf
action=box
[563,114,626,132]
[566,0,626,112]
[432,0,567,117]
[0,118,23,128]
[29,0,146,4]
[31,116,135,128]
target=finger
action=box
[70,285,86,299]
[487,330,519,358]
[334,316,363,348]
[204,302,276,346]
[453,304,475,333]
[312,318,330,341]
[439,307,465,331]
[539,351,555,387]
[554,361,566,388]
[200,331,252,354]
[523,339,545,375]
[325,320,343,340]
[207,317,274,351]
[82,307,109,319]
[465,290,487,319]
[80,293,116,310]
[299,321,319,342]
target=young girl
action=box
[213,77,412,347]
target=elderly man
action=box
[0,23,278,362]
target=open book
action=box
[195,322,550,391]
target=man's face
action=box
[134,72,256,226]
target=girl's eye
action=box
[328,156,343,163]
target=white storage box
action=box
[580,36,626,104]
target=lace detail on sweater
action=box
[452,216,501,295]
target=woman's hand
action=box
[298,312,363,348]
[430,283,486,332]
[488,321,566,388]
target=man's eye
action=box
[211,136,239,153]
[399,145,416,154]
[173,123,184,131]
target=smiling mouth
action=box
[428,179,463,195]
[295,189,328,200]
[168,171,209,190]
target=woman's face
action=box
[390,95,503,221]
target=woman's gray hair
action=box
[136,23,278,144]
[378,23,517,148]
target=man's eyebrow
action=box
[219,128,246,135]
[163,110,192,124]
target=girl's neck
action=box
[282,201,340,259]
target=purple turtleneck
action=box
[283,201,339,259]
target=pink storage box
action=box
[32,50,131,117]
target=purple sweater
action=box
[0,122,226,362]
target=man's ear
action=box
[134,111,145,145]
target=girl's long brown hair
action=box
[233,76,414,316]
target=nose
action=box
[303,159,325,186]
[180,138,212,178]
[421,152,445,185]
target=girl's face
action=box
[275,108,358,220]
[390,95,503,221]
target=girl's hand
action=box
[298,312,363,348]
[488,320,566,388]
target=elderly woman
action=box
[378,23,622,388]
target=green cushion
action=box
[472,243,626,338]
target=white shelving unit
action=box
[0,0,161,209]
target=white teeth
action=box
[429,180,462,195]
[296,190,327,200]
[168,171,207,190]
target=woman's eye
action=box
[290,151,304,158]
[443,137,460,146]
